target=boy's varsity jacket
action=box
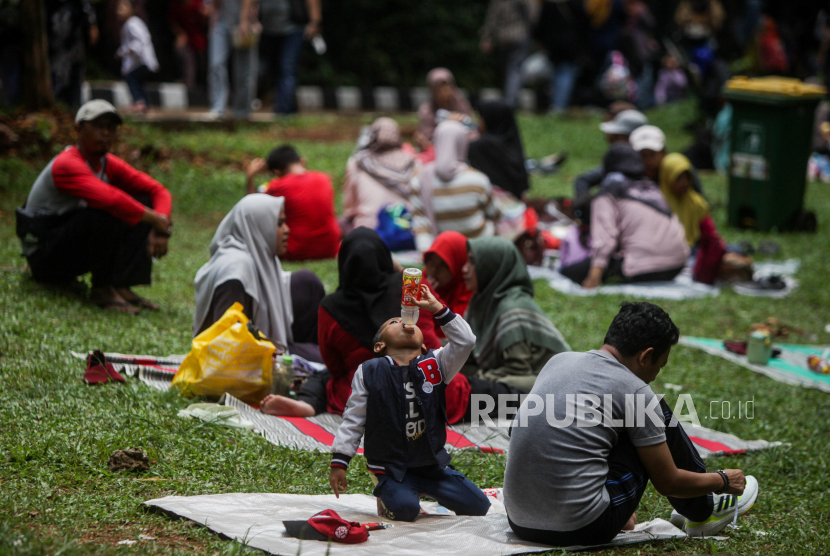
[330,307,476,481]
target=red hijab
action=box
[424,231,473,317]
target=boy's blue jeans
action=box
[373,466,491,522]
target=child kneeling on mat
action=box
[328,284,491,521]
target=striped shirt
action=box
[411,169,501,252]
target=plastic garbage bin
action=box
[723,76,826,231]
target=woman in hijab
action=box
[193,194,325,362]
[560,144,689,288]
[341,117,420,232]
[468,101,530,200]
[411,120,501,253]
[414,68,474,151]
[659,153,726,284]
[464,237,571,393]
[423,231,473,318]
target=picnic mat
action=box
[527,259,800,300]
[72,351,784,457]
[680,336,830,394]
[144,492,724,554]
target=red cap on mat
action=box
[283,509,369,544]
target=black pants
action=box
[18,208,152,289]
[124,65,150,106]
[508,399,713,547]
[287,269,325,364]
[296,368,330,414]
[559,257,684,286]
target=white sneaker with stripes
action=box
[669,475,759,537]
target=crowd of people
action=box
[16,73,742,310]
[3,0,829,118]
[486,0,829,114]
[13,94,766,546]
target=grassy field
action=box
[1,101,829,555]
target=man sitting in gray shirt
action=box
[503,302,759,547]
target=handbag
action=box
[172,302,275,405]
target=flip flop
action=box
[94,299,140,314]
[122,295,160,311]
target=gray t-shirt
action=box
[503,350,666,532]
[258,0,297,35]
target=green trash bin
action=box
[723,77,826,231]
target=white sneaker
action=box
[671,475,759,537]
[669,509,686,530]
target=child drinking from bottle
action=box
[329,284,490,521]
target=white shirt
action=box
[118,16,159,75]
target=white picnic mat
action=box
[528,259,800,300]
[144,492,720,555]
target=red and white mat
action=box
[72,351,784,458]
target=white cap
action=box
[75,100,123,124]
[599,109,647,136]
[629,125,666,152]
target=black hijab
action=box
[319,227,404,350]
[467,101,529,199]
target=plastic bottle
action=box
[746,329,772,365]
[271,354,294,396]
[401,268,422,330]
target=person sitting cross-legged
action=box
[15,100,172,313]
[504,302,759,546]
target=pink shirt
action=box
[341,157,414,230]
[590,195,689,277]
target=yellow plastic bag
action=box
[172,303,275,405]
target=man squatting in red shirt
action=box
[15,100,173,313]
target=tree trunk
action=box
[21,0,53,110]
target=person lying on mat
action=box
[503,302,759,547]
[328,284,491,521]
[15,100,172,313]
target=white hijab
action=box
[193,194,293,344]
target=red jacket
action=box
[32,146,172,225]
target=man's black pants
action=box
[19,208,152,289]
[508,399,714,547]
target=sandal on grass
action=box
[94,299,139,314]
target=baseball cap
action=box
[629,125,666,152]
[599,109,647,136]
[75,100,123,125]
[283,509,369,544]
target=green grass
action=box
[1,100,829,554]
